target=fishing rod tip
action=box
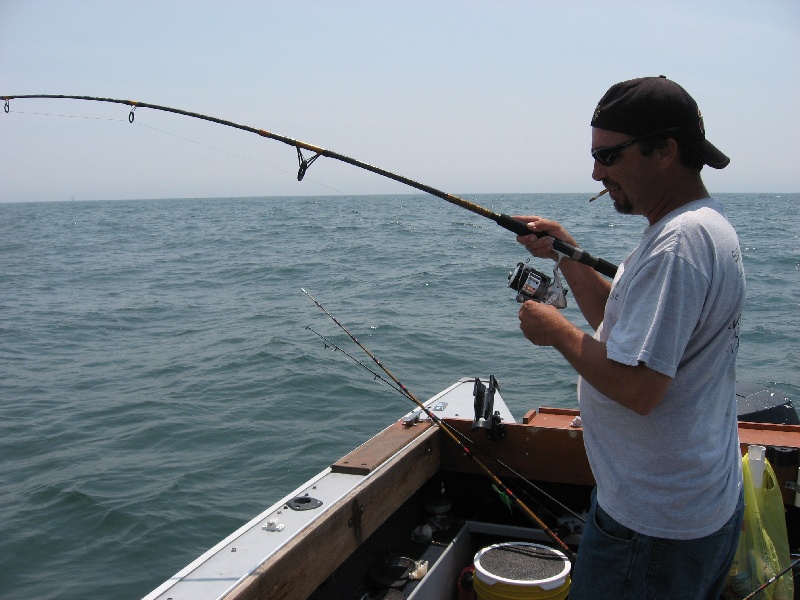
[588,189,608,202]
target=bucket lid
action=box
[473,543,570,591]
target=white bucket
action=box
[472,542,571,600]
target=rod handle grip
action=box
[496,214,618,279]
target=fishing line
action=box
[305,326,405,395]
[134,122,345,195]
[306,322,586,527]
[301,287,577,563]
[4,102,343,195]
[4,109,127,123]
[132,121,342,191]
[2,94,617,278]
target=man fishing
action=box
[516,76,745,599]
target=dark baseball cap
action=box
[591,76,730,169]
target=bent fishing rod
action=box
[301,288,577,564]
[2,94,617,279]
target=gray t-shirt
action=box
[578,198,745,539]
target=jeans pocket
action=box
[595,503,637,545]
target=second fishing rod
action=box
[301,288,577,564]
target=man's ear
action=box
[658,137,680,169]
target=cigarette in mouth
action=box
[588,189,608,202]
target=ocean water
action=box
[1,193,797,599]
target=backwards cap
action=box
[591,76,729,169]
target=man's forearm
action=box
[559,259,612,330]
[552,323,670,415]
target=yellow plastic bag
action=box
[723,450,794,600]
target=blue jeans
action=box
[568,488,744,600]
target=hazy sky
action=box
[1,0,798,202]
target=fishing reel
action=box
[508,260,568,309]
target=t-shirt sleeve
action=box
[605,251,710,377]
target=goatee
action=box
[613,197,633,215]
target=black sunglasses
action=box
[591,128,681,167]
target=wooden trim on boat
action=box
[441,409,800,496]
[441,410,595,486]
[332,421,434,475]
[224,423,441,600]
[738,419,800,447]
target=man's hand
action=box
[518,299,670,415]
[518,300,573,347]
[514,215,580,261]
[514,214,611,330]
